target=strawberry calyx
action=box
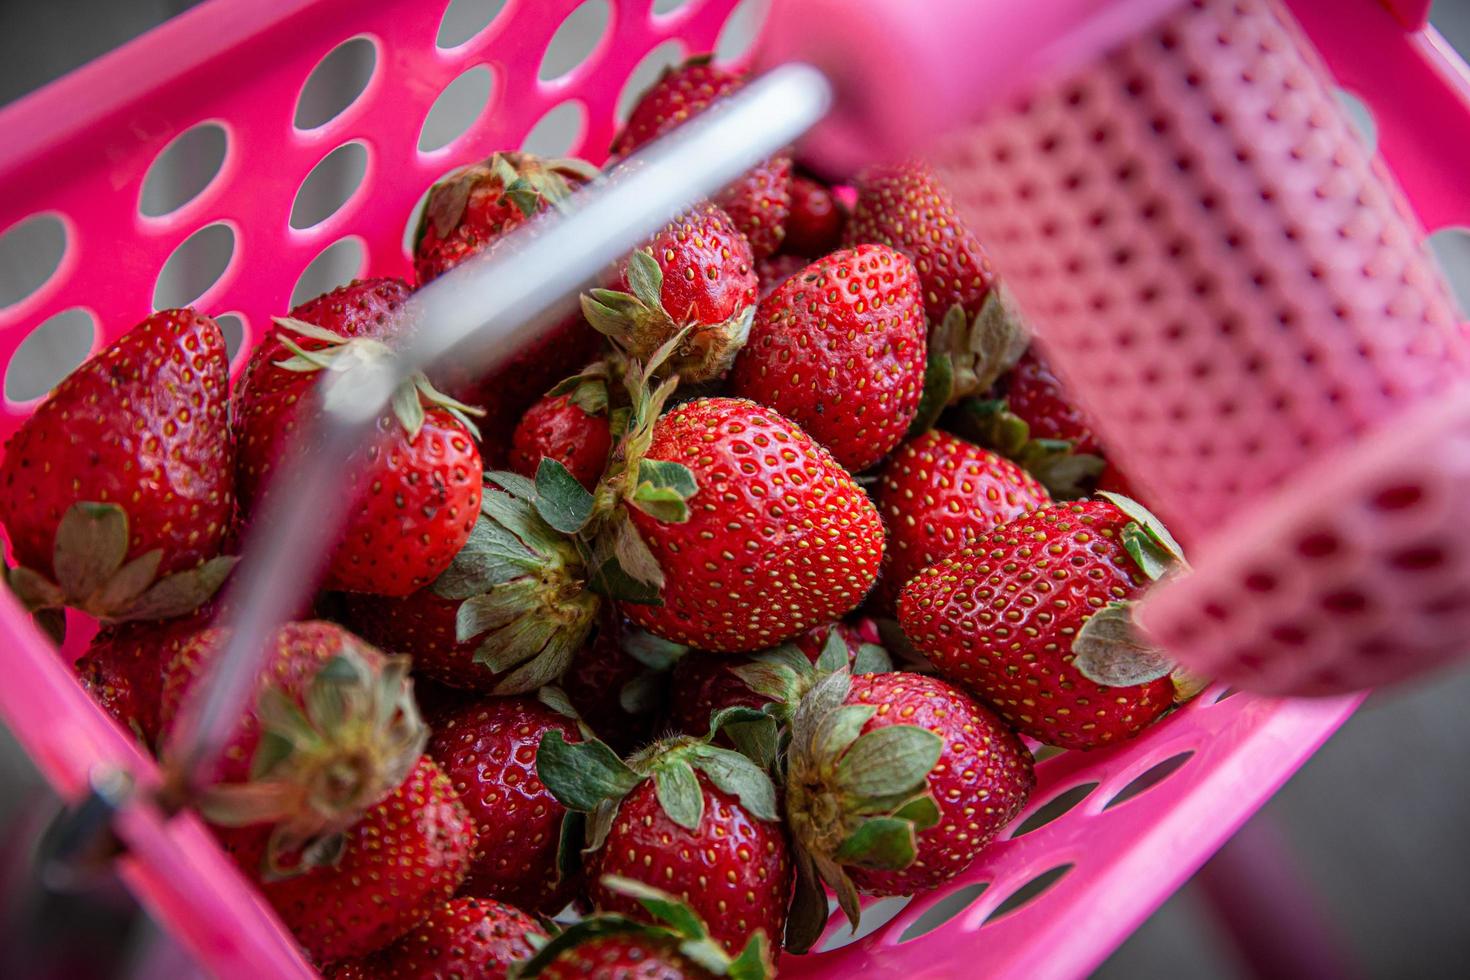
[910,285,1032,437]
[731,624,893,725]
[514,875,772,980]
[945,395,1105,499]
[1070,493,1198,696]
[416,151,600,252]
[6,502,237,640]
[271,317,485,440]
[581,241,756,384]
[191,642,427,880]
[781,669,944,952]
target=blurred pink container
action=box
[0,0,1461,976]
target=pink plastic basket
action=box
[0,0,1463,976]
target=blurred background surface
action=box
[1,0,1469,977]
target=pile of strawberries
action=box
[0,56,1203,978]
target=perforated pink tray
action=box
[0,0,1460,976]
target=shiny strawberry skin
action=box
[846,160,998,325]
[668,619,877,736]
[843,672,1033,895]
[639,203,757,330]
[781,175,846,257]
[234,278,412,421]
[428,697,581,914]
[510,392,612,491]
[329,896,544,980]
[223,757,472,965]
[730,245,926,473]
[0,309,232,580]
[622,397,884,652]
[342,587,492,691]
[872,430,1049,613]
[1005,350,1101,455]
[899,500,1174,749]
[536,934,713,980]
[590,774,792,957]
[614,60,791,260]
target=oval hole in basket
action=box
[716,0,764,63]
[214,312,247,365]
[1332,88,1378,155]
[618,40,687,123]
[540,0,610,82]
[438,0,511,49]
[5,307,95,403]
[291,142,369,230]
[818,895,910,951]
[1427,227,1470,318]
[0,214,67,310]
[154,223,235,310]
[420,66,495,154]
[292,238,367,308]
[295,37,378,131]
[1102,751,1194,810]
[140,123,229,218]
[653,0,696,15]
[1009,781,1099,838]
[896,882,988,943]
[521,101,588,157]
[983,864,1073,924]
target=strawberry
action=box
[614,57,792,260]
[234,318,483,596]
[74,607,215,747]
[412,151,605,450]
[846,161,1028,407]
[781,174,846,257]
[537,725,789,958]
[510,387,612,492]
[870,430,1049,613]
[329,896,544,980]
[156,621,470,962]
[516,878,772,980]
[729,245,927,473]
[561,616,678,754]
[427,695,582,914]
[580,203,757,383]
[0,309,236,634]
[1004,349,1102,456]
[668,619,887,736]
[898,496,1194,749]
[621,396,885,651]
[341,586,484,691]
[779,669,1034,951]
[755,253,807,300]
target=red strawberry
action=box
[1005,349,1102,456]
[234,278,412,420]
[668,619,885,736]
[580,203,757,383]
[561,616,676,754]
[74,608,215,747]
[614,58,792,260]
[538,728,789,958]
[428,696,582,914]
[413,152,605,451]
[516,878,772,980]
[898,497,1190,749]
[755,253,807,300]
[329,897,545,980]
[781,175,846,257]
[234,319,483,596]
[0,309,235,630]
[871,430,1049,612]
[342,587,484,690]
[622,397,885,651]
[846,161,1028,405]
[730,245,927,473]
[156,621,469,963]
[510,389,612,492]
[780,670,1033,951]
